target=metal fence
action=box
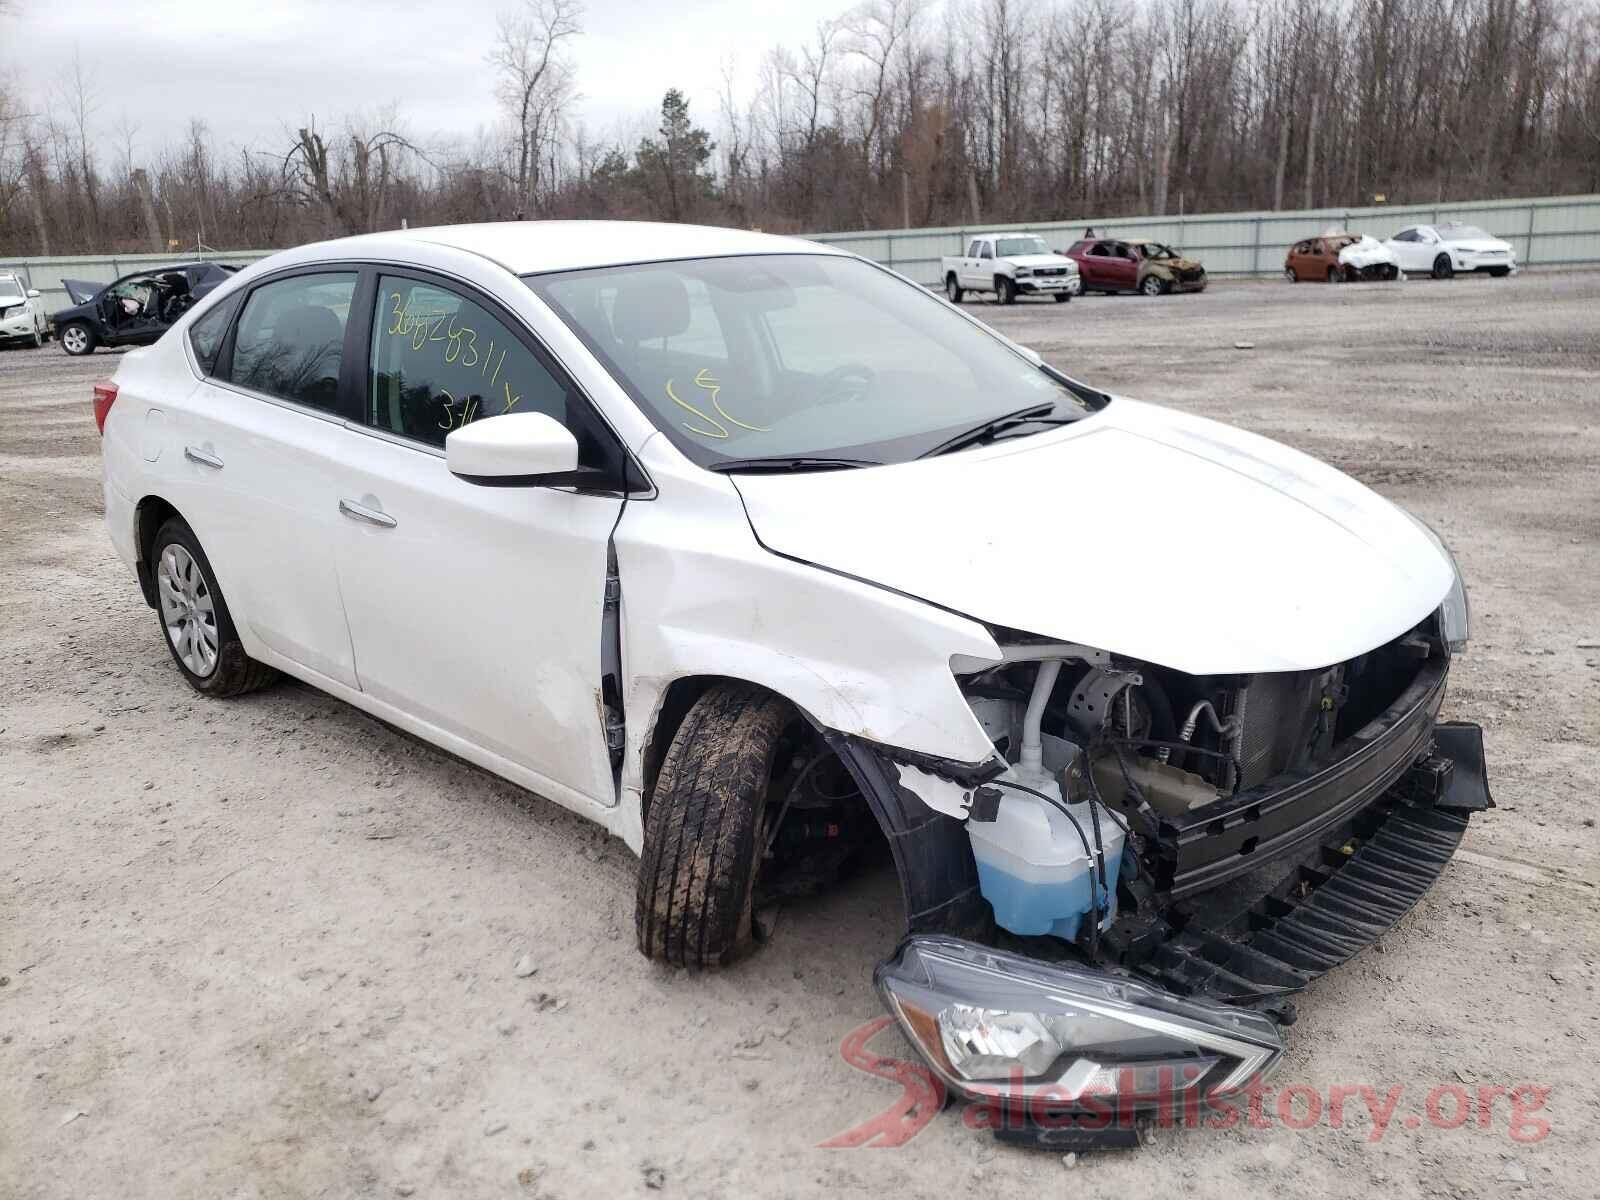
[805,192,1600,286]
[5,192,1597,309]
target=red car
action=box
[1065,237,1208,296]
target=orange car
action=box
[1285,234,1401,283]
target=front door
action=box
[331,270,626,807]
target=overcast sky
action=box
[4,0,849,161]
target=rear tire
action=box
[60,321,96,355]
[1285,266,1298,283]
[151,517,278,698]
[636,683,795,968]
[945,273,964,303]
[1432,254,1454,280]
[1327,265,1343,284]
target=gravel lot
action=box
[2,271,1597,1198]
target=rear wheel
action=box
[1327,265,1344,284]
[945,273,964,303]
[151,517,278,697]
[636,683,796,967]
[1284,266,1298,282]
[1432,254,1454,280]
[996,276,1016,305]
[60,322,96,355]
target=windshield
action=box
[1442,224,1493,241]
[994,236,1051,257]
[0,279,24,303]
[527,254,1096,468]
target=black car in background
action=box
[52,261,238,355]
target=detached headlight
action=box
[1402,510,1470,651]
[876,937,1283,1106]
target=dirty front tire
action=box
[996,276,1016,304]
[1432,254,1454,280]
[945,273,964,303]
[60,321,96,355]
[1140,274,1166,296]
[1053,291,1071,302]
[151,517,279,698]
[636,683,794,968]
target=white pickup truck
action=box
[941,233,1081,305]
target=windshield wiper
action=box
[708,455,882,474]
[916,402,1073,459]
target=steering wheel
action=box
[817,363,876,405]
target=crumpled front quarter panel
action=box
[611,436,1001,850]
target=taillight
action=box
[92,380,118,434]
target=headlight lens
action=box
[1015,267,1032,277]
[876,937,1283,1106]
[1402,510,1470,651]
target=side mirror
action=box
[26,288,40,299]
[447,412,580,486]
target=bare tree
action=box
[488,0,583,216]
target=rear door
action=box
[329,268,629,807]
[172,268,362,686]
[961,240,989,290]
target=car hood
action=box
[61,278,103,305]
[730,399,1455,675]
[1151,256,1202,271]
[1007,254,1077,270]
[1338,238,1399,268]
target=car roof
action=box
[289,221,843,276]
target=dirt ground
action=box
[2,271,1597,1199]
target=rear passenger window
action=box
[367,274,613,466]
[188,293,239,375]
[228,272,356,411]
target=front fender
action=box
[611,436,1001,850]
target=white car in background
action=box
[941,233,1081,304]
[93,221,1488,1140]
[1383,223,1517,279]
[0,272,48,348]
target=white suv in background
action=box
[0,272,48,348]
[1383,223,1517,280]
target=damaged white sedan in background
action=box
[95,221,1491,1147]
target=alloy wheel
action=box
[157,543,219,677]
[62,325,89,353]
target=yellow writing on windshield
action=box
[694,368,770,433]
[665,379,728,439]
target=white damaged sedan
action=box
[97,222,1490,1138]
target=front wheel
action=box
[60,322,96,355]
[1432,254,1454,280]
[1140,274,1166,297]
[1327,265,1344,284]
[1489,266,1510,278]
[1053,291,1071,303]
[945,274,964,303]
[151,517,278,697]
[996,276,1016,305]
[636,683,796,967]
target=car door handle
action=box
[339,499,397,529]
[184,446,223,469]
